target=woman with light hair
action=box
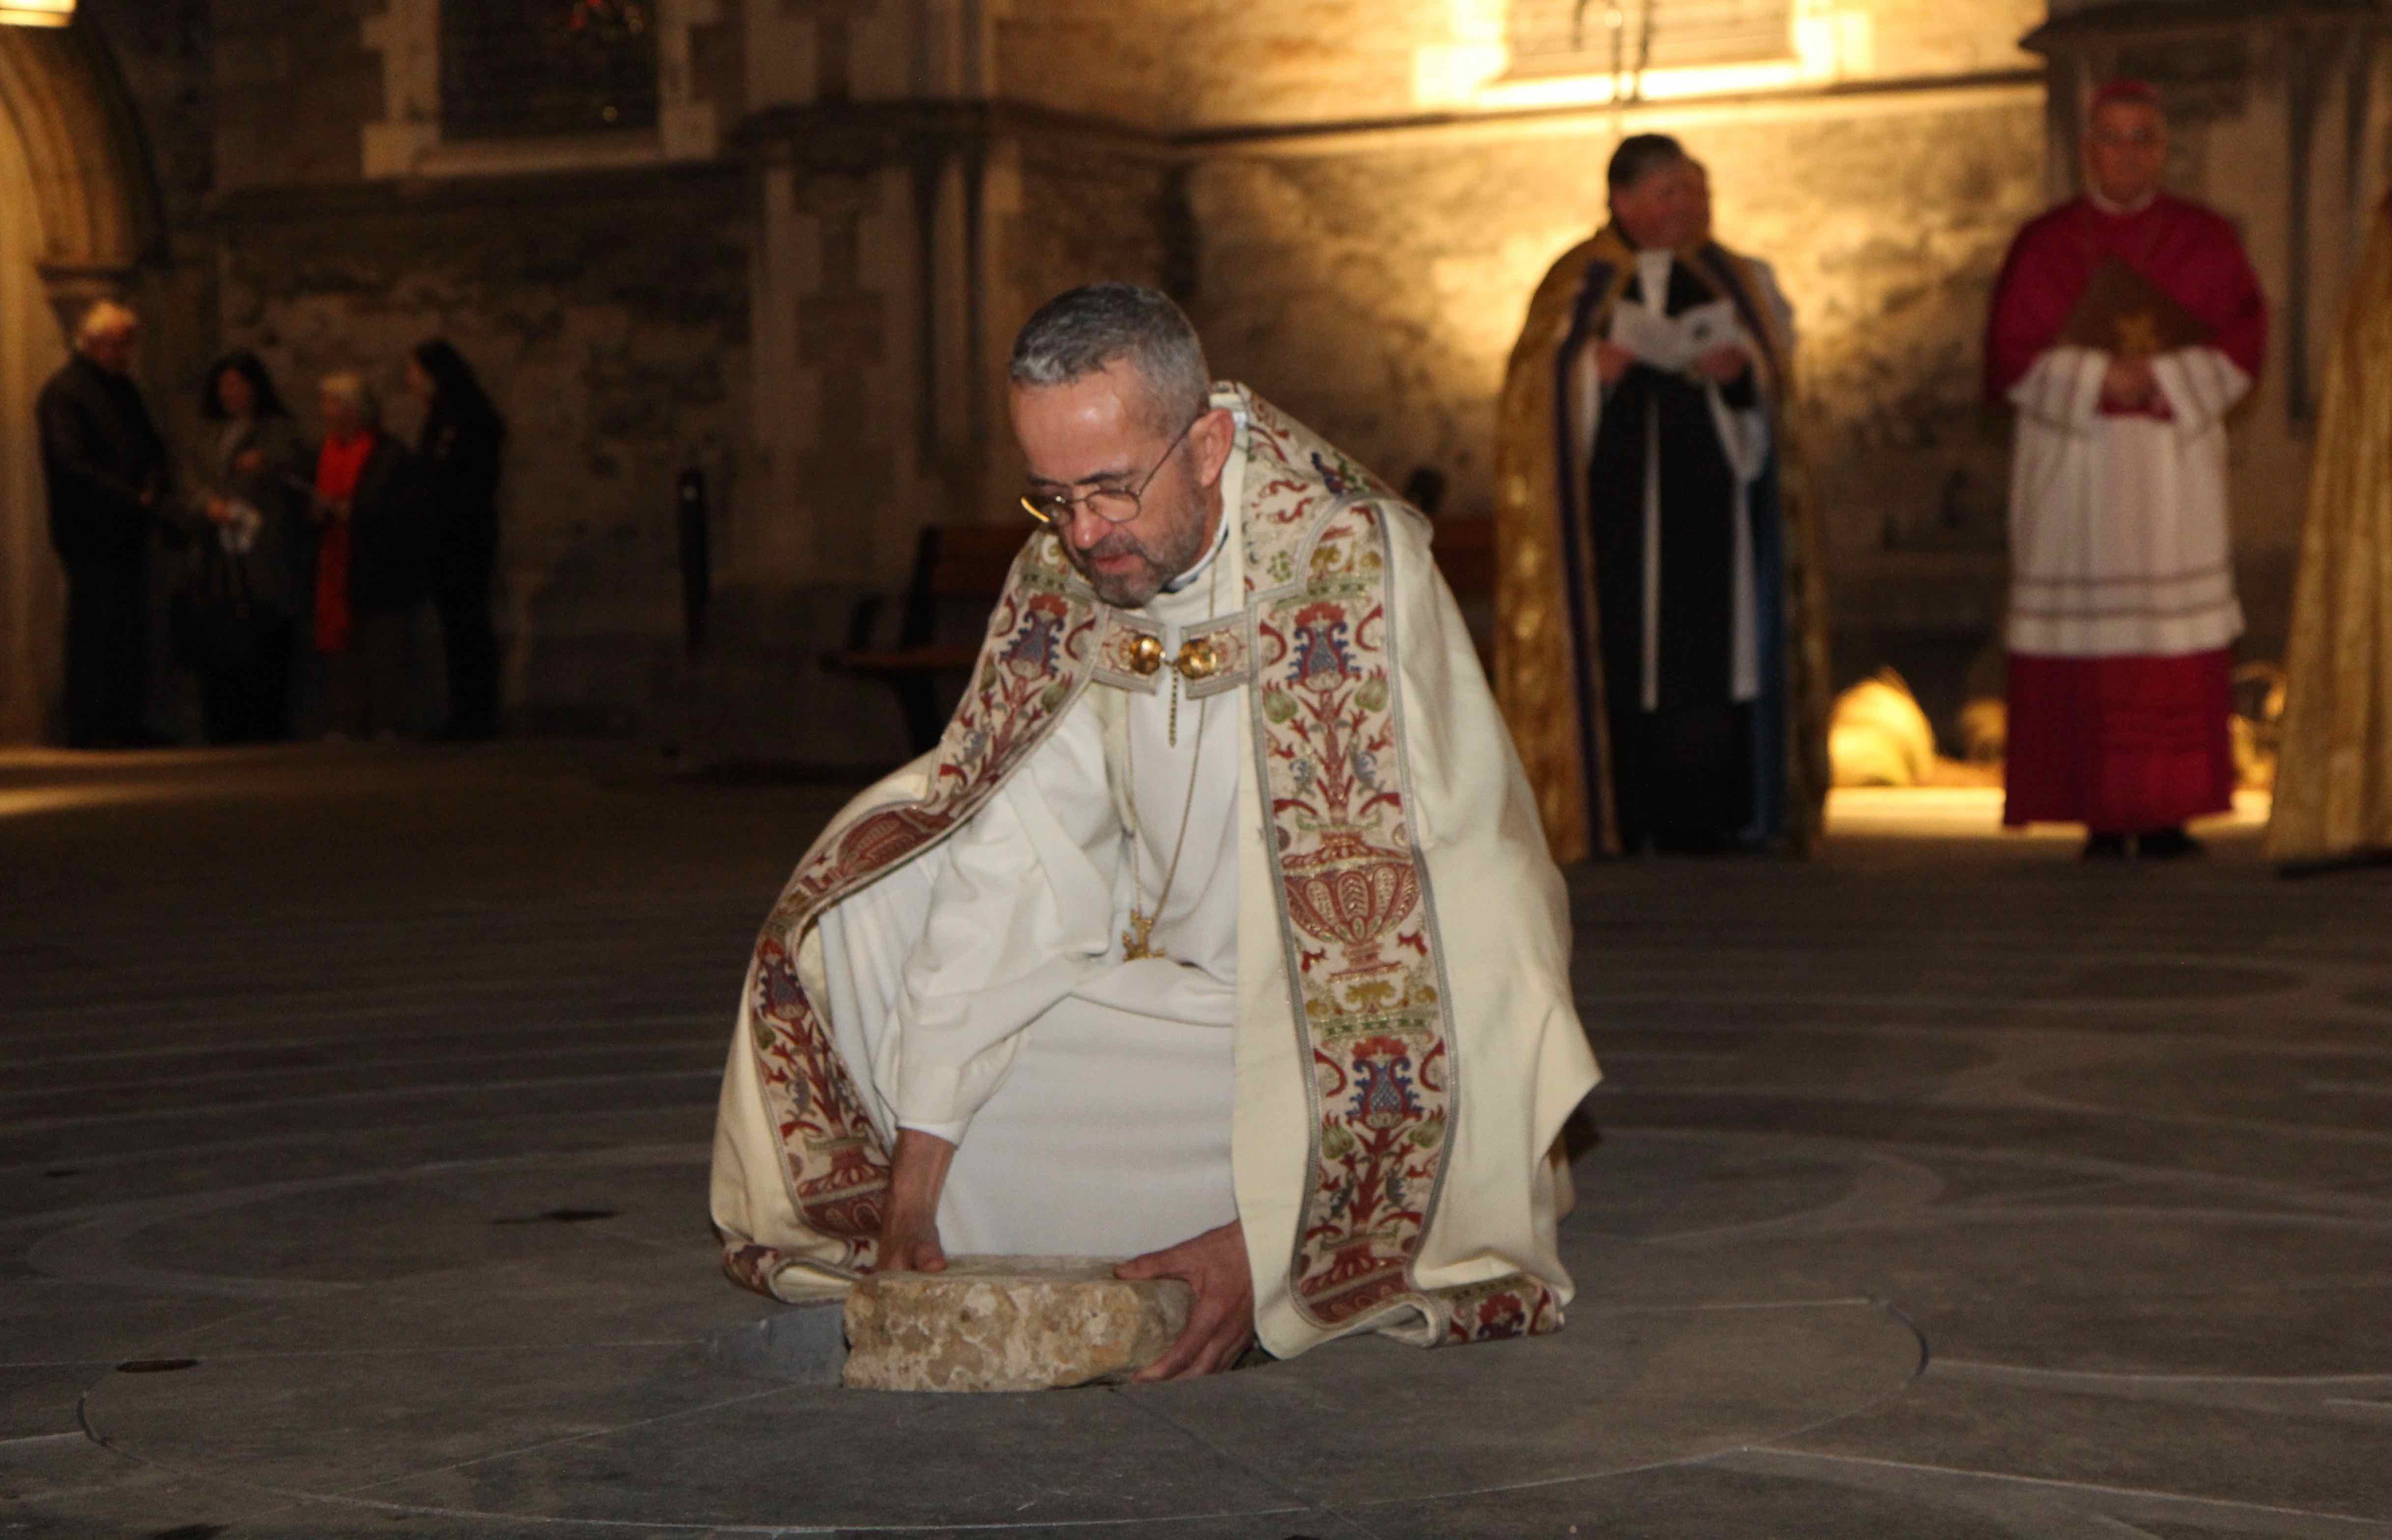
[309,370,429,738]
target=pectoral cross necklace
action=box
[1122,559,1219,963]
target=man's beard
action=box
[1064,498,1210,608]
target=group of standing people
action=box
[36,303,507,748]
[1497,80,2392,872]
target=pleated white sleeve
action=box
[887,699,1122,1141]
[2148,346,2251,437]
[2008,346,2111,432]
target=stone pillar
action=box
[2022,0,2390,663]
[711,0,1016,758]
[0,23,153,743]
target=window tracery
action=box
[1508,0,1795,77]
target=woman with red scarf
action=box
[309,372,428,739]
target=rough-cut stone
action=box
[842,1257,1193,1393]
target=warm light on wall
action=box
[0,0,74,27]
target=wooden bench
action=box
[832,524,1028,754]
[837,516,1497,756]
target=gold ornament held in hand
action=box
[2115,313,2162,358]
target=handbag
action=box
[171,534,263,673]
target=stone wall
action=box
[209,0,380,192]
[1847,0,2046,78]
[1008,0,2055,743]
[996,0,2048,130]
[79,0,220,450]
[995,0,1459,131]
[1190,84,2046,740]
[36,0,2279,761]
[82,0,213,228]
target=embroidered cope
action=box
[709,386,1602,1358]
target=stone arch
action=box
[0,19,159,742]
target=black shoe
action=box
[2081,833,2129,861]
[2137,827,2206,860]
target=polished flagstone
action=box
[2,745,2388,1537]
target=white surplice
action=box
[812,479,1248,1260]
[2005,343,2249,657]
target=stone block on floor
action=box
[842,1256,1192,1393]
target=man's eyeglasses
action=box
[1019,415,1198,526]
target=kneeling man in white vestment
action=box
[710,283,1602,1379]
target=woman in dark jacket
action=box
[186,351,311,742]
[406,339,507,741]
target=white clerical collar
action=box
[2088,187,2158,217]
[1161,504,1232,594]
[1635,248,1674,308]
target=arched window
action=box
[1510,0,1795,77]
[440,0,661,140]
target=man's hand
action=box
[875,1205,946,1274]
[1693,342,1751,386]
[1595,340,1637,387]
[2102,353,2158,410]
[1116,1220,1255,1382]
[870,1127,955,1275]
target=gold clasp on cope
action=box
[1127,633,1166,676]
[1175,638,1221,682]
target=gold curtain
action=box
[2267,204,2392,867]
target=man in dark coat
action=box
[1494,136,1826,859]
[37,300,172,748]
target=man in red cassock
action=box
[1984,81,2267,860]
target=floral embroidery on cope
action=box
[724,532,1098,1292]
[1241,389,1562,1345]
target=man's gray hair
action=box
[74,299,139,347]
[1007,283,1211,434]
[318,371,381,427]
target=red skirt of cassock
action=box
[2003,650,2236,832]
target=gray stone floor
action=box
[2,745,2388,1539]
